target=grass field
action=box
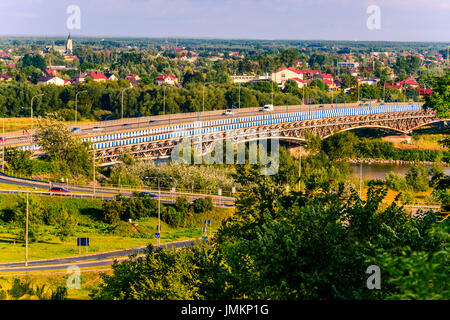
[0,193,233,263]
[1,117,94,133]
[0,269,111,300]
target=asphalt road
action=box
[0,239,200,272]
[0,173,236,206]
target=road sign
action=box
[155,233,160,239]
[202,227,208,233]
[77,237,89,246]
[232,187,236,194]
[156,225,161,231]
[202,236,208,240]
[218,189,222,196]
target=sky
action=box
[0,0,449,42]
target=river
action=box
[349,163,450,180]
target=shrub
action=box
[193,197,213,214]
[175,196,189,214]
[101,199,125,224]
[385,172,408,191]
[162,206,185,228]
[55,207,78,241]
[406,164,430,192]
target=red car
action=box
[0,137,6,143]
[49,187,71,193]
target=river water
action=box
[349,163,450,180]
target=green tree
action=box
[405,164,430,192]
[322,132,359,160]
[424,71,450,119]
[55,207,77,241]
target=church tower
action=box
[66,34,73,55]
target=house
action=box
[0,74,12,81]
[44,69,60,77]
[105,72,119,81]
[125,74,141,85]
[271,68,305,86]
[155,74,178,86]
[401,78,419,89]
[338,61,360,69]
[418,88,434,96]
[297,70,319,79]
[384,82,403,91]
[70,73,87,84]
[86,72,108,82]
[322,79,337,90]
[361,78,378,85]
[231,74,270,84]
[64,55,76,62]
[313,73,334,82]
[291,78,309,88]
[37,76,65,86]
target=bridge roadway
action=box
[2,102,414,148]
[6,102,441,165]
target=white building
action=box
[37,76,66,86]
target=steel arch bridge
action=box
[87,105,443,165]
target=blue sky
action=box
[0,0,449,42]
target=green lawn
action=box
[0,201,232,263]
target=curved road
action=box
[0,239,200,273]
[0,173,236,206]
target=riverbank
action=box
[343,158,449,166]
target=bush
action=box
[385,172,408,191]
[101,199,125,224]
[55,207,77,241]
[162,206,186,228]
[193,197,213,214]
[406,164,430,192]
[175,196,189,215]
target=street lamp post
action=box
[121,87,131,120]
[144,176,173,247]
[163,86,166,115]
[104,115,114,134]
[75,90,87,125]
[2,117,4,172]
[202,84,205,113]
[238,82,241,116]
[30,94,44,145]
[24,187,37,267]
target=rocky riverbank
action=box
[342,158,449,166]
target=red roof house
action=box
[86,72,108,82]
